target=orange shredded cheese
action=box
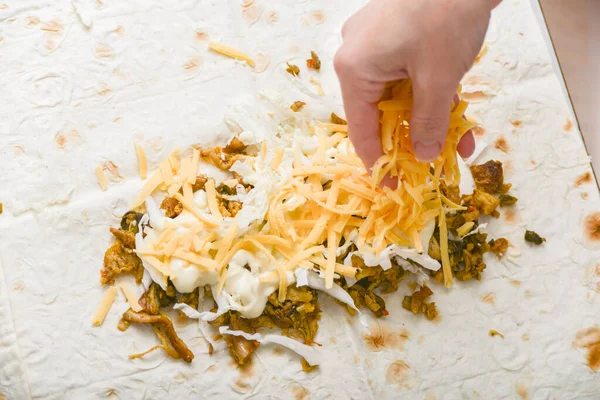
[120,282,142,312]
[134,143,147,179]
[209,41,256,68]
[205,179,223,221]
[92,287,118,326]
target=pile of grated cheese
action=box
[122,81,474,322]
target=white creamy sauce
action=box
[170,257,219,293]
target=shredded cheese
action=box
[173,193,219,227]
[271,148,284,170]
[325,225,337,288]
[120,282,142,312]
[456,221,475,237]
[95,165,108,191]
[209,41,256,68]
[92,287,118,326]
[124,77,474,322]
[205,179,223,220]
[134,142,147,179]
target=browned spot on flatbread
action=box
[424,393,436,400]
[582,192,589,200]
[515,383,529,400]
[504,207,519,224]
[98,85,112,96]
[205,364,217,373]
[13,282,25,291]
[103,161,123,181]
[41,19,63,33]
[55,129,81,149]
[266,11,279,23]
[524,290,532,299]
[114,25,124,36]
[26,16,40,26]
[242,4,261,24]
[363,323,410,352]
[253,52,270,73]
[594,264,600,277]
[353,354,360,364]
[563,118,573,132]
[503,160,513,175]
[329,337,336,345]
[311,10,326,24]
[148,137,164,152]
[573,326,600,371]
[55,134,66,148]
[510,119,522,128]
[417,335,425,345]
[183,57,200,72]
[233,379,251,394]
[0,3,8,9]
[106,388,117,397]
[385,360,412,388]
[584,212,600,242]
[291,385,310,400]
[95,43,114,58]
[494,136,510,153]
[509,279,521,287]
[472,126,486,138]
[230,360,254,379]
[14,145,25,154]
[521,333,530,342]
[481,292,496,305]
[45,38,57,51]
[575,171,593,187]
[195,30,208,41]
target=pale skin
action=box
[334,0,503,170]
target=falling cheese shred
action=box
[95,165,108,191]
[209,41,256,68]
[92,287,118,326]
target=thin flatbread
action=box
[0,0,599,399]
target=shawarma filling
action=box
[98,80,516,367]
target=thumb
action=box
[410,79,457,162]
[334,49,387,171]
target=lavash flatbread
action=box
[0,0,599,399]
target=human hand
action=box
[334,0,502,168]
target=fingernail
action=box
[414,140,442,162]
